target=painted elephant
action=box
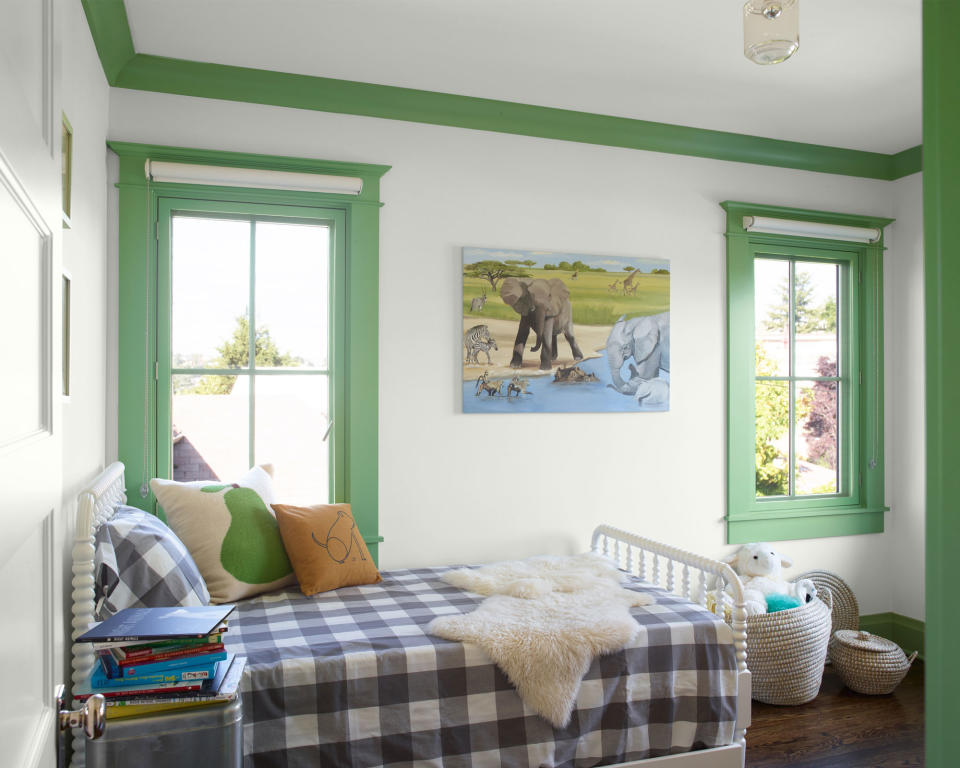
[624,364,670,406]
[604,313,670,394]
[500,277,584,370]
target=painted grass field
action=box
[463,268,670,326]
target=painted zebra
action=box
[464,324,498,365]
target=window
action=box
[112,142,389,560]
[160,205,341,504]
[723,202,889,544]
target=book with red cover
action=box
[74,679,204,700]
[119,635,223,660]
[117,643,225,667]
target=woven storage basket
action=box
[794,570,859,664]
[746,588,833,705]
[829,630,918,695]
[794,570,858,631]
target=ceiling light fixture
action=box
[743,0,799,65]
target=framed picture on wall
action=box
[61,113,73,228]
[462,247,670,413]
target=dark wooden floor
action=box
[746,662,924,767]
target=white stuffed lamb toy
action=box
[723,542,817,616]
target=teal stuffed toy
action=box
[765,594,804,613]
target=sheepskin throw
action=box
[428,553,654,728]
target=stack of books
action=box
[75,605,246,719]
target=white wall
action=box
[108,89,920,615]
[59,0,110,678]
[887,173,925,621]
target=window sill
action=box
[726,507,886,544]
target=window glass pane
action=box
[254,221,330,369]
[755,258,789,376]
[173,375,250,482]
[795,380,839,495]
[172,216,250,369]
[794,261,839,378]
[255,375,329,503]
[755,379,789,497]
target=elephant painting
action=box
[462,245,671,414]
[605,313,670,396]
[500,277,584,370]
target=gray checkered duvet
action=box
[224,567,738,768]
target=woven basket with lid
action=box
[829,630,918,695]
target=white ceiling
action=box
[124,0,921,154]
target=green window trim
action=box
[111,141,390,560]
[722,201,891,544]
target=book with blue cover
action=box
[77,605,235,643]
[92,657,220,687]
[76,655,238,701]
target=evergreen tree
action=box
[191,314,296,394]
[763,272,836,334]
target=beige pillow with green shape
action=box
[151,466,296,603]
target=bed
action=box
[70,463,750,768]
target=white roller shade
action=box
[743,215,881,244]
[144,160,363,195]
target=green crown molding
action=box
[892,145,923,179]
[80,0,135,84]
[82,5,921,181]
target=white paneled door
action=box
[0,1,63,767]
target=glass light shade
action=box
[744,0,799,65]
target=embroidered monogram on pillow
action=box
[272,503,381,596]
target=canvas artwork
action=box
[462,247,670,413]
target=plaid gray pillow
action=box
[94,505,210,620]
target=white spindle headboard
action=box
[70,461,126,767]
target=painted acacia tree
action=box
[463,260,531,290]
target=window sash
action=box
[730,240,863,517]
[753,252,851,501]
[156,197,346,500]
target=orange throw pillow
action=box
[272,503,382,596]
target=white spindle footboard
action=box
[592,525,751,764]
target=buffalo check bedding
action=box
[223,567,738,768]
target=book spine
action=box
[97,650,122,679]
[107,692,233,707]
[119,635,222,659]
[97,664,218,686]
[120,643,224,667]
[75,683,203,700]
[123,652,226,678]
